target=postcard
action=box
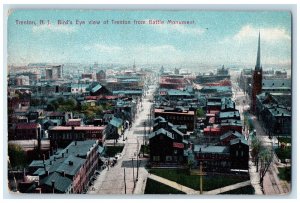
[6,9,292,196]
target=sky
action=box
[7,10,291,67]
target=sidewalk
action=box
[203,180,251,195]
[148,174,198,194]
[248,153,263,194]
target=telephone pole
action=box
[199,162,206,194]
[132,158,135,188]
[124,168,126,194]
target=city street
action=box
[231,71,288,195]
[87,85,156,195]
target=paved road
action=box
[231,70,289,195]
[88,85,156,195]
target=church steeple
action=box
[255,32,262,70]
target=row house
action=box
[10,123,42,140]
[48,126,106,148]
[154,107,196,131]
[24,140,100,193]
[193,137,249,172]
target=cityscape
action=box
[6,10,292,195]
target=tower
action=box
[251,32,263,113]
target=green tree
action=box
[8,144,27,169]
[196,108,205,117]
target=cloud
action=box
[233,24,290,42]
[84,44,122,53]
[32,24,76,34]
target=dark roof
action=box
[194,145,230,154]
[221,97,235,110]
[149,128,173,140]
[109,117,123,128]
[47,112,65,117]
[218,111,240,119]
[91,84,103,93]
[267,105,291,117]
[167,89,190,96]
[40,172,72,193]
[220,131,243,141]
[262,79,291,88]
[15,123,40,129]
[30,140,99,178]
[230,138,248,146]
[56,155,85,176]
[154,116,166,123]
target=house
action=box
[149,128,188,163]
[193,145,231,172]
[48,126,106,147]
[11,123,42,140]
[219,130,243,146]
[154,107,196,131]
[90,83,111,96]
[105,117,123,140]
[25,140,100,193]
[230,138,249,170]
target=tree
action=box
[8,144,27,169]
[251,136,262,172]
[259,147,273,186]
[196,108,205,118]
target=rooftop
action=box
[49,126,106,131]
[15,123,40,129]
[194,145,230,154]
[149,128,173,140]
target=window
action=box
[236,150,238,157]
[166,156,172,162]
[241,151,244,157]
[153,156,160,162]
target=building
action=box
[96,70,106,83]
[90,84,111,96]
[105,117,123,140]
[229,138,249,170]
[48,126,106,147]
[154,107,196,131]
[25,140,101,193]
[149,128,188,163]
[193,145,231,172]
[11,123,42,140]
[251,32,263,112]
[15,75,30,86]
[193,137,249,172]
[261,79,291,94]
